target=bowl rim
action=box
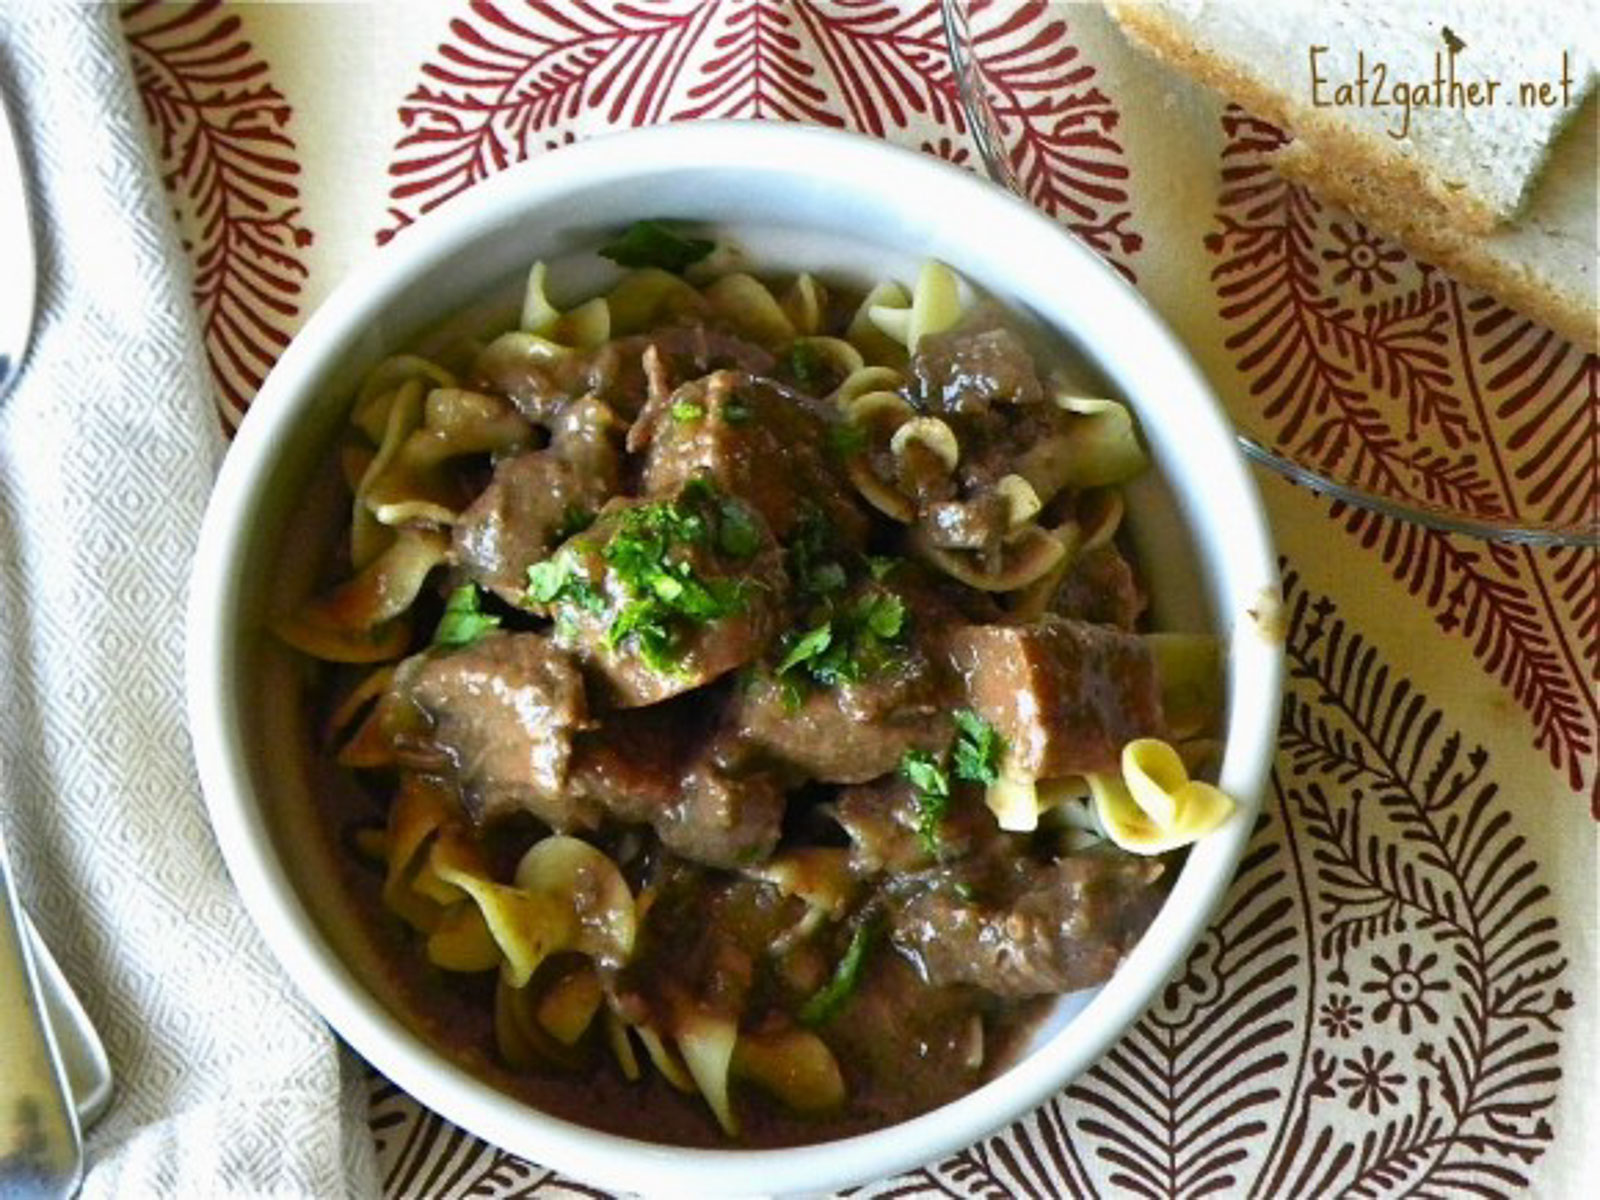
[186,119,1283,1197]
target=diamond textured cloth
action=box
[0,4,375,1194]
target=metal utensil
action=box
[0,74,37,403]
[1,71,105,1199]
[0,826,82,1198]
[25,919,113,1131]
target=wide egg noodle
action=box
[350,356,457,443]
[361,388,532,527]
[1015,392,1148,498]
[867,260,963,352]
[351,376,426,568]
[788,334,864,381]
[845,279,911,366]
[670,996,742,1136]
[1143,632,1224,740]
[731,1028,845,1114]
[780,272,826,336]
[513,836,637,966]
[828,363,904,409]
[1088,737,1235,855]
[606,267,707,335]
[428,833,577,988]
[269,527,447,664]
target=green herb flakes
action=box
[951,709,1003,786]
[775,587,906,694]
[786,341,827,392]
[900,749,951,857]
[526,554,605,614]
[597,219,715,274]
[828,424,868,458]
[716,498,762,559]
[671,400,705,422]
[588,484,754,673]
[558,505,595,538]
[433,584,500,647]
[777,622,833,676]
[799,917,881,1027]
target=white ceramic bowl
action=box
[187,121,1282,1198]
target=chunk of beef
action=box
[808,950,990,1119]
[833,777,998,874]
[1052,544,1146,631]
[633,371,867,545]
[733,572,963,783]
[385,632,594,830]
[911,309,1044,416]
[452,396,622,604]
[570,706,784,869]
[949,616,1164,778]
[547,485,790,708]
[667,743,786,868]
[620,862,807,1025]
[888,852,1165,996]
[735,671,950,785]
[918,495,1009,553]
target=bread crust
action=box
[1104,0,1502,234]
[1104,0,1598,352]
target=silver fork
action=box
[0,67,111,1200]
[0,826,83,1198]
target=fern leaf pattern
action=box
[1206,109,1599,810]
[379,0,1141,281]
[120,0,315,427]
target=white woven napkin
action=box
[0,5,375,1195]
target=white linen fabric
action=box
[0,4,375,1194]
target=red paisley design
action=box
[378,0,1140,283]
[1206,109,1599,811]
[121,0,314,427]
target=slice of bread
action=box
[1105,0,1598,350]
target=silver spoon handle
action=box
[0,826,82,1198]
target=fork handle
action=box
[0,828,82,1198]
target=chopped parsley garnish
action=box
[721,398,752,425]
[433,584,501,647]
[952,709,1003,786]
[786,341,827,392]
[671,400,705,422]
[716,499,762,559]
[786,509,848,599]
[597,219,715,274]
[543,482,754,674]
[900,749,951,857]
[799,917,881,1027]
[558,505,595,538]
[896,714,1004,858]
[526,553,605,612]
[863,592,906,640]
[776,621,833,676]
[827,423,868,458]
[775,589,906,694]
